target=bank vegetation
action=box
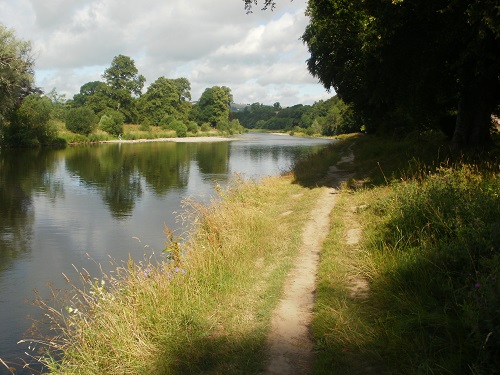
[4,130,496,374]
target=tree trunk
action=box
[452,76,496,151]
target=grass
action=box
[311,133,500,374]
[55,121,229,145]
[25,175,322,374]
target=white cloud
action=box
[0,0,332,107]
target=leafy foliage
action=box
[301,0,500,148]
[138,77,191,125]
[99,109,125,136]
[2,94,56,146]
[194,86,233,127]
[72,81,116,115]
[0,24,36,119]
[102,54,145,97]
[234,96,362,135]
[66,106,98,136]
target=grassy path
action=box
[263,148,356,374]
[263,186,337,374]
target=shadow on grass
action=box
[292,132,458,189]
[160,332,266,375]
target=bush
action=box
[99,110,124,136]
[187,121,199,134]
[1,94,57,146]
[170,120,187,137]
[200,122,211,132]
[159,115,175,130]
[66,107,98,135]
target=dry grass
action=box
[22,175,321,374]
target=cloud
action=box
[0,0,332,106]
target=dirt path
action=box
[262,152,356,375]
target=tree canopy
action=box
[138,77,192,125]
[195,86,233,127]
[102,54,145,97]
[0,24,36,119]
[301,0,500,149]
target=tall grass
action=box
[362,162,499,373]
[312,134,499,374]
[23,175,321,374]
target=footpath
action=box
[262,151,359,374]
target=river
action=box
[0,132,333,373]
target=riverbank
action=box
[101,136,233,144]
[10,131,499,374]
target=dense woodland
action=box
[232,97,361,135]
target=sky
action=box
[0,0,334,107]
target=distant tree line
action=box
[0,24,243,147]
[233,96,362,136]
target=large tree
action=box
[102,54,145,97]
[72,81,117,114]
[3,94,56,146]
[0,24,36,119]
[195,86,233,127]
[301,0,500,149]
[101,55,145,122]
[138,77,192,125]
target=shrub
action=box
[66,107,98,135]
[159,115,175,130]
[99,110,124,136]
[187,121,199,134]
[216,120,230,133]
[200,122,211,132]
[2,94,57,146]
[170,120,187,138]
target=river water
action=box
[0,133,333,372]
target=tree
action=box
[46,88,68,121]
[195,86,233,127]
[0,24,36,119]
[102,55,145,97]
[66,106,98,135]
[72,81,117,116]
[2,94,56,146]
[99,109,125,136]
[138,76,192,125]
[101,55,145,123]
[301,0,500,149]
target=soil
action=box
[262,150,366,374]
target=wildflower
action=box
[474,283,481,289]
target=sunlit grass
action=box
[26,175,321,374]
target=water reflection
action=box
[0,148,63,272]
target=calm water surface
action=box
[0,133,333,372]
